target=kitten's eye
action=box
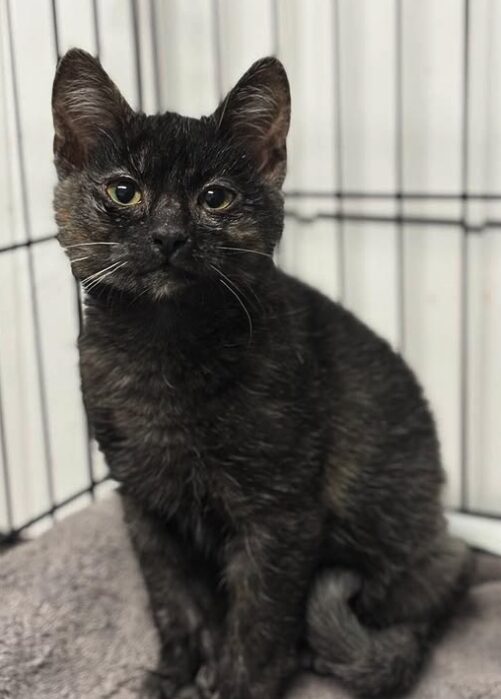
[200,186,235,211]
[106,179,142,206]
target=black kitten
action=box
[52,49,471,699]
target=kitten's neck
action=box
[83,270,278,352]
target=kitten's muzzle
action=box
[150,227,192,266]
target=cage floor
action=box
[1,493,500,698]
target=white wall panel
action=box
[0,249,50,528]
[32,241,89,502]
[335,0,399,344]
[8,0,57,241]
[465,0,501,513]
[153,0,217,116]
[399,0,464,508]
[0,1,24,248]
[55,0,97,56]
[401,0,464,196]
[134,0,161,114]
[95,0,138,109]
[277,0,339,300]
[217,0,275,94]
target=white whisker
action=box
[219,246,274,260]
[64,242,121,249]
[82,261,121,285]
[212,264,257,309]
[238,275,264,312]
[209,263,253,344]
[82,260,125,286]
[83,261,127,292]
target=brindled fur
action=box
[51,49,471,699]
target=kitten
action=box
[52,49,471,699]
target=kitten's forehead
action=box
[123,111,232,187]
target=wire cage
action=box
[0,0,500,552]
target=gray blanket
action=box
[1,494,500,699]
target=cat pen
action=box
[1,0,500,559]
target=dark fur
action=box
[52,49,471,699]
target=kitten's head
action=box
[52,49,290,301]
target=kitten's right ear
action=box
[52,48,132,173]
[212,57,291,187]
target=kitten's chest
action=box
[80,330,240,512]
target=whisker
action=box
[237,275,264,313]
[210,264,239,293]
[216,248,269,313]
[70,256,90,263]
[211,263,259,311]
[218,246,274,260]
[132,286,152,304]
[88,261,127,287]
[209,263,253,344]
[64,242,121,249]
[218,278,253,344]
[127,276,153,305]
[83,261,127,293]
[81,260,125,286]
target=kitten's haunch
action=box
[52,48,471,699]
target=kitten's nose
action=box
[151,229,190,262]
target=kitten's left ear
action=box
[52,48,133,174]
[213,57,291,187]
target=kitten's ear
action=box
[213,57,291,187]
[52,48,133,172]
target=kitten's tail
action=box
[305,571,429,699]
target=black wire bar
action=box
[130,0,144,112]
[7,475,110,538]
[333,0,346,303]
[211,0,223,102]
[0,367,13,533]
[459,0,471,511]
[2,204,501,259]
[395,0,405,353]
[149,0,162,114]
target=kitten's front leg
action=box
[121,494,221,698]
[217,521,319,699]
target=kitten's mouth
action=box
[140,262,199,282]
[142,247,210,279]
[140,263,201,300]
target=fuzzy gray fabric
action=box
[0,494,500,699]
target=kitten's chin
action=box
[144,268,200,302]
[150,282,184,301]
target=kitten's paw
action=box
[173,677,221,699]
[314,568,362,603]
[195,663,218,697]
[173,685,205,699]
[144,673,210,699]
[141,668,181,698]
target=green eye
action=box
[106,179,142,206]
[200,186,235,211]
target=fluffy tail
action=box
[305,571,428,699]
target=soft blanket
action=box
[1,494,500,699]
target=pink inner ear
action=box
[259,143,287,177]
[250,107,289,185]
[53,107,88,169]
